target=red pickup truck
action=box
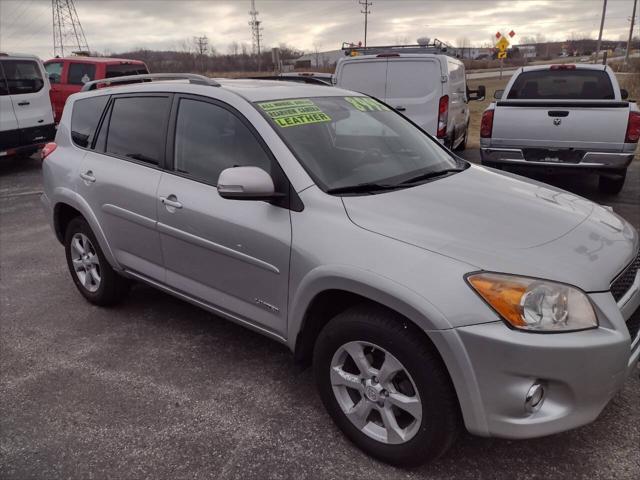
[43,57,148,122]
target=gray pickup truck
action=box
[480,64,639,193]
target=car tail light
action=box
[625,111,640,143]
[437,95,449,139]
[549,64,576,70]
[41,142,57,160]
[480,110,494,138]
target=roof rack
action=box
[341,38,457,57]
[81,73,220,92]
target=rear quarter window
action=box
[507,70,615,100]
[105,64,149,78]
[71,95,109,148]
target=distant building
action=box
[294,49,344,69]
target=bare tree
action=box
[228,41,239,56]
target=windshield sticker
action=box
[258,99,332,128]
[345,97,390,112]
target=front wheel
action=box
[313,305,459,467]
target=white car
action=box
[334,48,484,150]
[0,53,55,158]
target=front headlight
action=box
[467,273,598,332]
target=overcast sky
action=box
[0,0,637,59]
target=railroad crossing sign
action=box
[496,36,510,51]
[497,51,507,59]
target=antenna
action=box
[248,0,263,71]
[359,0,372,48]
[52,0,90,57]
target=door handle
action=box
[160,196,183,209]
[18,101,30,106]
[80,171,96,183]
[395,106,406,111]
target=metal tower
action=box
[52,0,90,57]
[248,0,263,70]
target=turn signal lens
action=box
[467,273,598,332]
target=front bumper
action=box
[480,147,635,171]
[434,283,640,439]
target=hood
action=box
[343,165,638,292]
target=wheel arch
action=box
[51,190,121,271]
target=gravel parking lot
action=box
[1,152,639,480]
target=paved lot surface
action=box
[1,153,639,480]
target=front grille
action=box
[626,308,640,345]
[611,249,640,302]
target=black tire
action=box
[454,125,468,151]
[313,305,459,467]
[481,160,502,170]
[64,216,130,306]
[598,172,625,194]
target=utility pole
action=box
[624,0,637,68]
[249,0,263,71]
[359,0,372,48]
[52,0,90,57]
[595,0,607,64]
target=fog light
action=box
[525,382,545,413]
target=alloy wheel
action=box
[70,232,101,293]
[330,341,422,444]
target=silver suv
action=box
[42,74,640,467]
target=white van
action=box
[0,53,55,158]
[335,49,485,150]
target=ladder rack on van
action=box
[341,39,457,58]
[81,73,220,91]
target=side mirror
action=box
[621,88,629,100]
[217,166,277,201]
[494,89,504,100]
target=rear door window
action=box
[507,70,615,100]
[0,60,44,95]
[105,64,149,78]
[105,96,171,165]
[45,62,63,84]
[0,63,8,96]
[386,60,440,99]
[71,95,109,148]
[68,63,96,85]
[339,60,387,99]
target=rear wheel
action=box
[313,305,459,467]
[598,172,626,194]
[454,125,468,151]
[64,216,130,306]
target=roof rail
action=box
[81,73,220,92]
[341,38,457,58]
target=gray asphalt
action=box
[1,153,639,480]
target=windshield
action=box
[255,96,460,192]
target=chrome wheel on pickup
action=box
[314,305,459,467]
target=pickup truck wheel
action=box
[313,305,459,467]
[64,217,130,306]
[598,173,626,194]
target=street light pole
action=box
[595,0,608,64]
[624,0,637,68]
